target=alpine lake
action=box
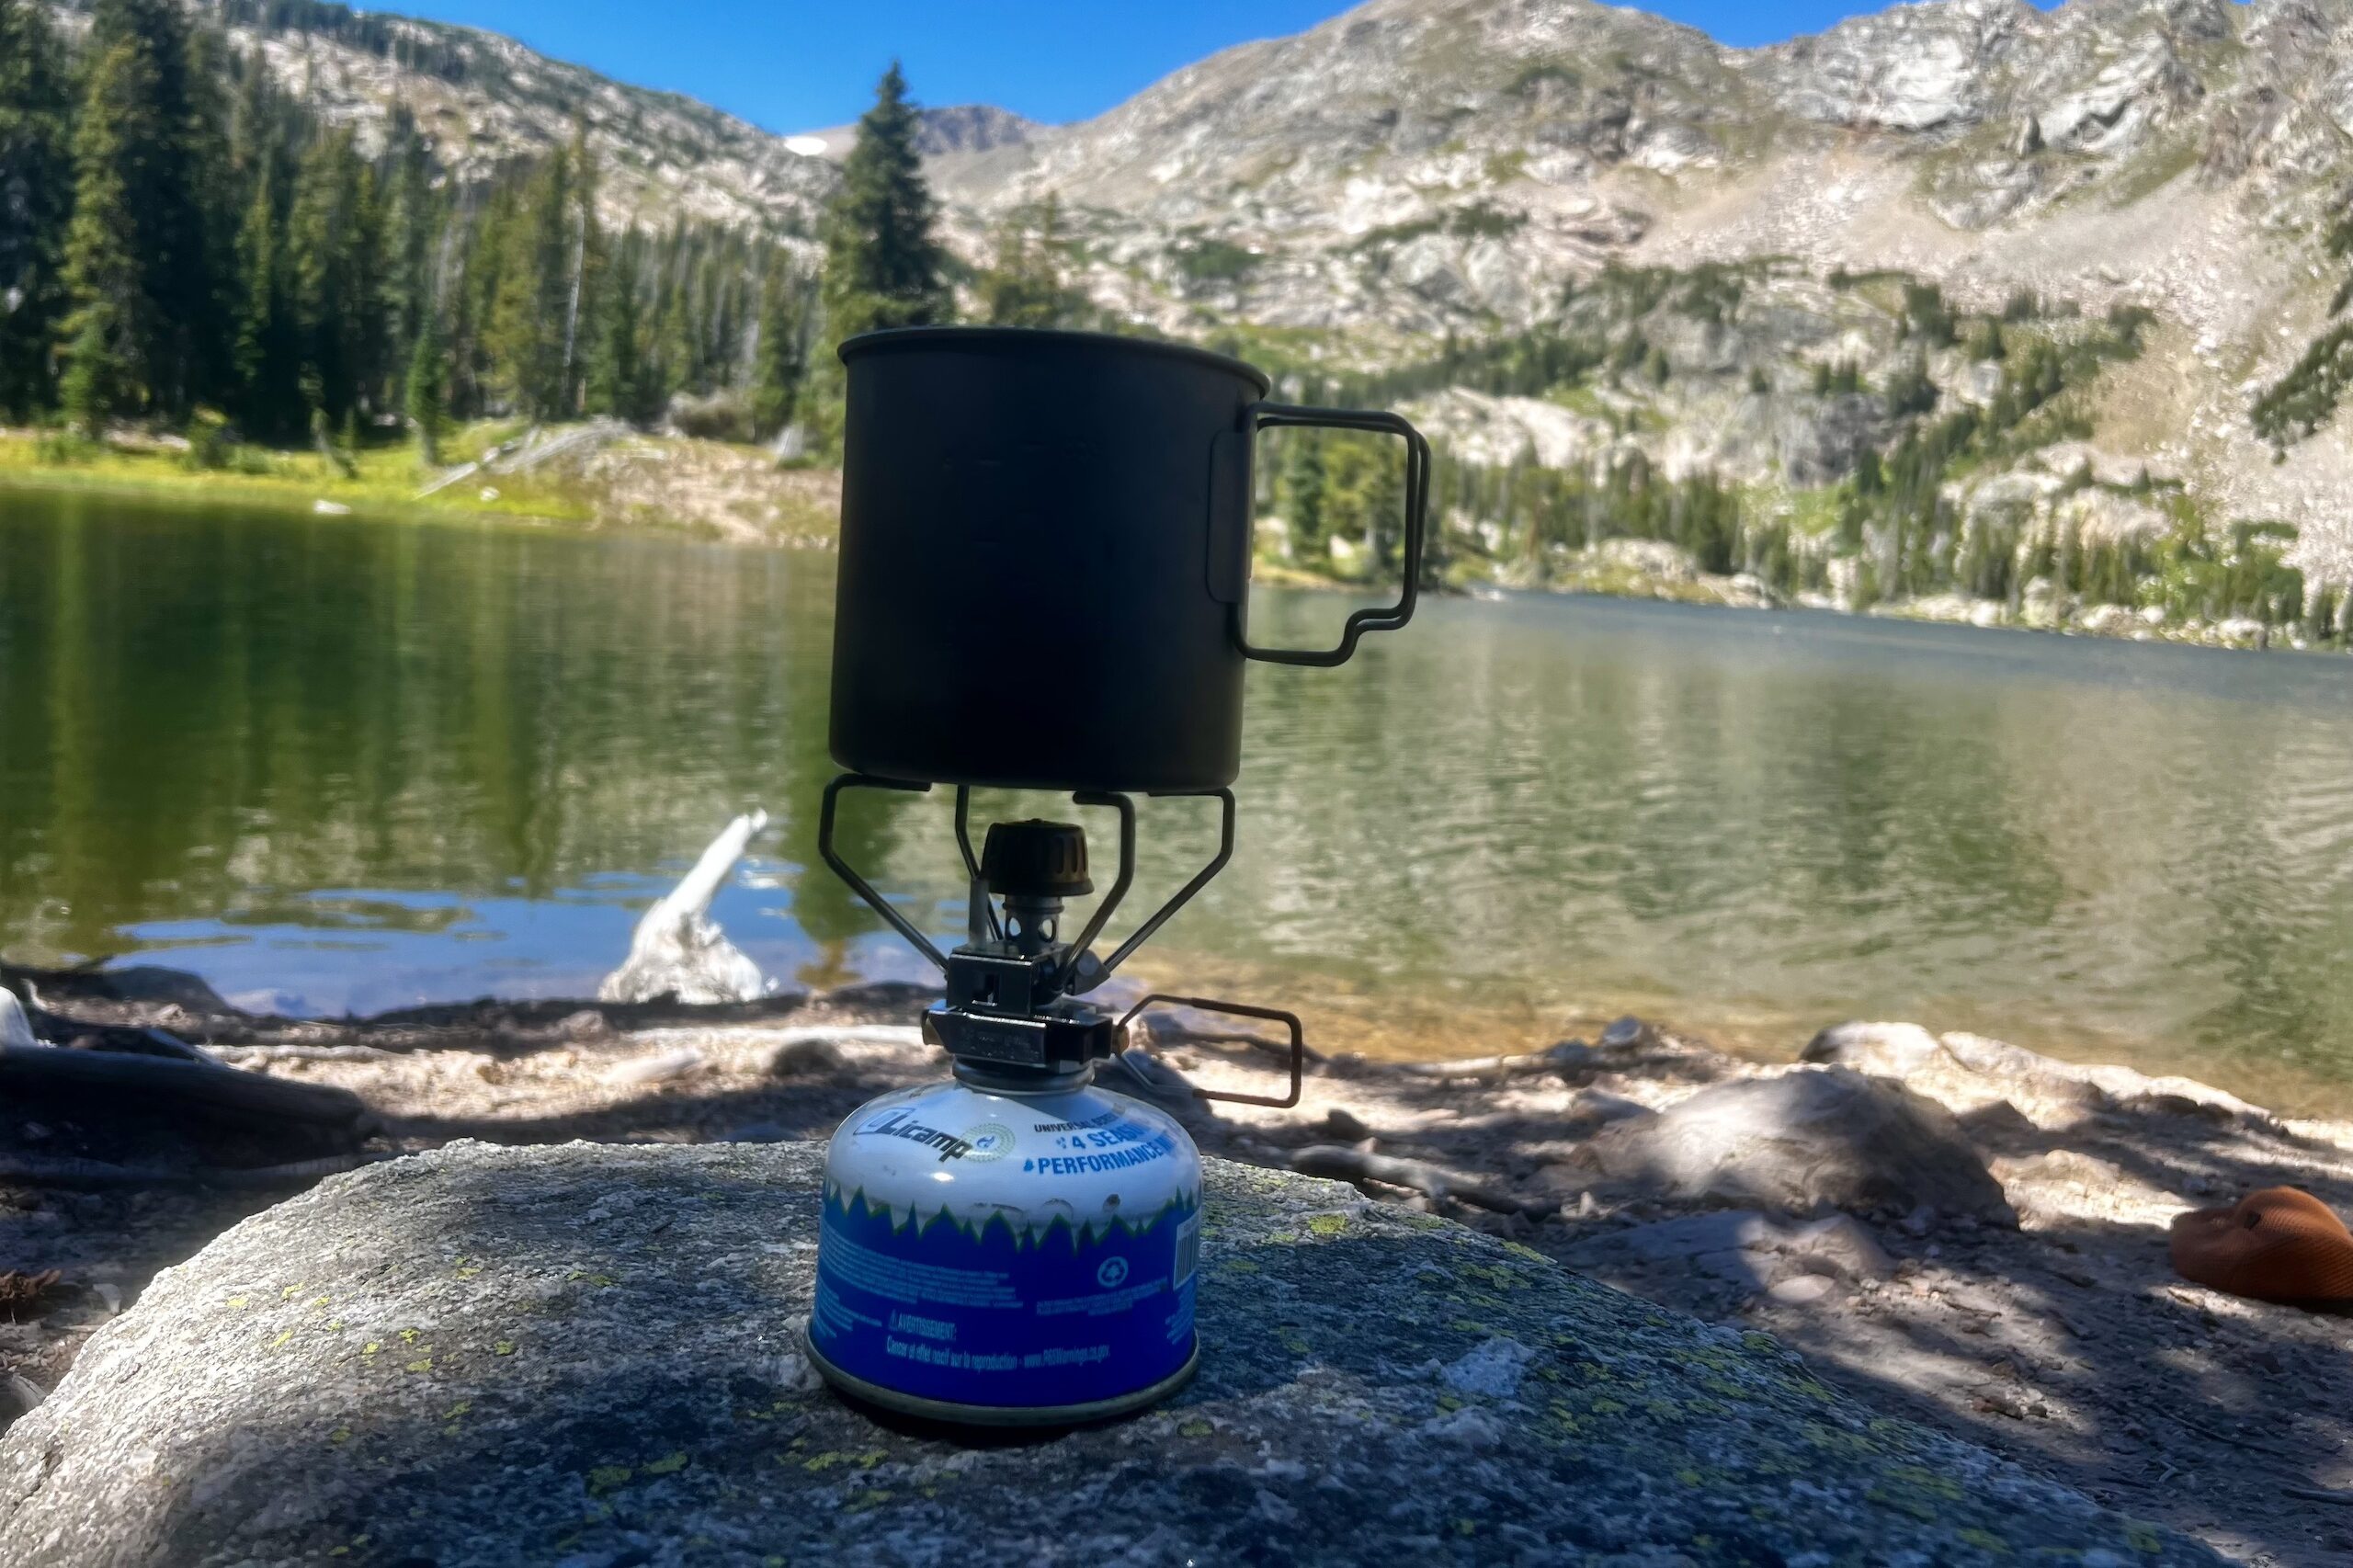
[8,487,2353,1114]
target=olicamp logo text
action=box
[856,1110,975,1162]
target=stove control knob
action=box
[980,819,1094,899]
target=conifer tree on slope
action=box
[62,0,231,419]
[289,129,386,426]
[0,0,73,420]
[751,258,809,443]
[177,18,238,389]
[446,180,513,421]
[406,306,446,465]
[226,63,301,438]
[822,62,949,341]
[558,119,603,417]
[58,39,155,428]
[587,224,652,425]
[382,103,438,405]
[981,194,1081,329]
[1280,432,1328,563]
[232,163,302,440]
[489,145,574,418]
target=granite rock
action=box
[1580,1065,2018,1223]
[1563,1210,1896,1292]
[0,1140,2214,1566]
[1805,1021,2280,1131]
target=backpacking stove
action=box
[802,325,1427,1426]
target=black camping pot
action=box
[828,327,1430,794]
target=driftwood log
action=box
[204,1043,404,1066]
[0,1153,391,1190]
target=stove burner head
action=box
[817,779,1296,1099]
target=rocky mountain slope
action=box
[944,0,2308,342]
[927,0,2353,582]
[790,101,1040,161]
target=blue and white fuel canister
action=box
[805,1072,1204,1425]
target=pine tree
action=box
[382,102,437,403]
[588,223,641,420]
[176,17,237,405]
[406,306,445,464]
[69,0,231,417]
[750,259,807,442]
[981,194,1080,328]
[489,147,573,417]
[1281,434,1327,562]
[1362,439,1405,573]
[231,164,300,438]
[349,149,387,412]
[289,129,383,425]
[57,309,121,433]
[59,40,157,428]
[449,185,511,421]
[558,119,603,415]
[821,62,949,341]
[0,0,73,420]
[650,218,700,403]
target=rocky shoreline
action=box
[1502,541,2334,657]
[0,424,844,551]
[3,965,2350,1563]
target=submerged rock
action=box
[1580,1065,2018,1223]
[0,1141,2214,1565]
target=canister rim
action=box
[838,325,1273,396]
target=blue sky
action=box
[404,1,1917,131]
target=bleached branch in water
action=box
[599,812,773,1006]
[0,990,34,1048]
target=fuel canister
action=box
[805,1071,1204,1425]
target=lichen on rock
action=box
[0,1141,2219,1566]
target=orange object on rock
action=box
[2169,1186,2353,1303]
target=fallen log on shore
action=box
[0,1039,373,1132]
[0,1152,392,1190]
